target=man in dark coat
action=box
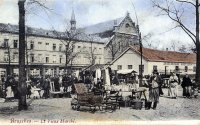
[62,74,68,92]
[181,74,192,98]
[43,77,50,99]
[54,75,60,92]
[155,72,164,96]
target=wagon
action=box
[71,83,104,111]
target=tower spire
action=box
[70,9,76,31]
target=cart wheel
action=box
[76,104,80,111]
[71,105,76,110]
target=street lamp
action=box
[137,25,143,85]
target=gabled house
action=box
[110,46,196,75]
[81,12,139,63]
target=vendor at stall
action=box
[148,71,160,110]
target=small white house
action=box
[110,46,196,75]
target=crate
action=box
[131,100,143,110]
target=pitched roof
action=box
[110,45,196,65]
[0,23,105,44]
[79,17,124,35]
[130,46,196,63]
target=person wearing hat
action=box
[148,71,160,110]
[154,71,163,96]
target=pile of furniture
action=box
[71,83,122,112]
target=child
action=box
[27,82,32,99]
[191,80,198,98]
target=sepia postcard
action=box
[0,0,200,125]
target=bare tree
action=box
[18,0,50,110]
[53,30,83,74]
[106,34,137,61]
[169,40,181,51]
[141,32,160,49]
[85,37,98,65]
[106,37,120,61]
[188,43,196,53]
[151,0,200,84]
[178,44,188,53]
[179,43,197,53]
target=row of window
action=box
[30,41,103,53]
[117,65,196,73]
[117,65,144,74]
[154,65,196,72]
[3,53,62,64]
[29,54,63,64]
[117,65,132,70]
[162,66,196,72]
[3,52,18,62]
[2,39,103,53]
[1,39,18,48]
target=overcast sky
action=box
[0,0,195,50]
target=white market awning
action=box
[117,69,137,74]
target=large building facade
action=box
[0,12,139,77]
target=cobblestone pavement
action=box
[0,87,199,124]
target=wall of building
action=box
[103,15,139,64]
[110,49,196,76]
[110,49,148,75]
[147,61,196,75]
[113,14,138,35]
[0,32,105,76]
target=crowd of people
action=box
[0,70,199,111]
[1,72,104,101]
[145,71,199,110]
[0,73,79,100]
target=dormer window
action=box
[125,23,130,28]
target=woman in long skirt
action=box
[6,86,14,100]
[169,72,179,99]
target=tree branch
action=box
[27,0,52,11]
[176,0,196,7]
[152,0,196,44]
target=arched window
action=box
[125,23,130,28]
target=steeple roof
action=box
[71,9,76,22]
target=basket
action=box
[132,100,143,110]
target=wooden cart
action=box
[71,83,103,111]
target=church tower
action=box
[70,9,76,31]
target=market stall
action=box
[116,69,137,84]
